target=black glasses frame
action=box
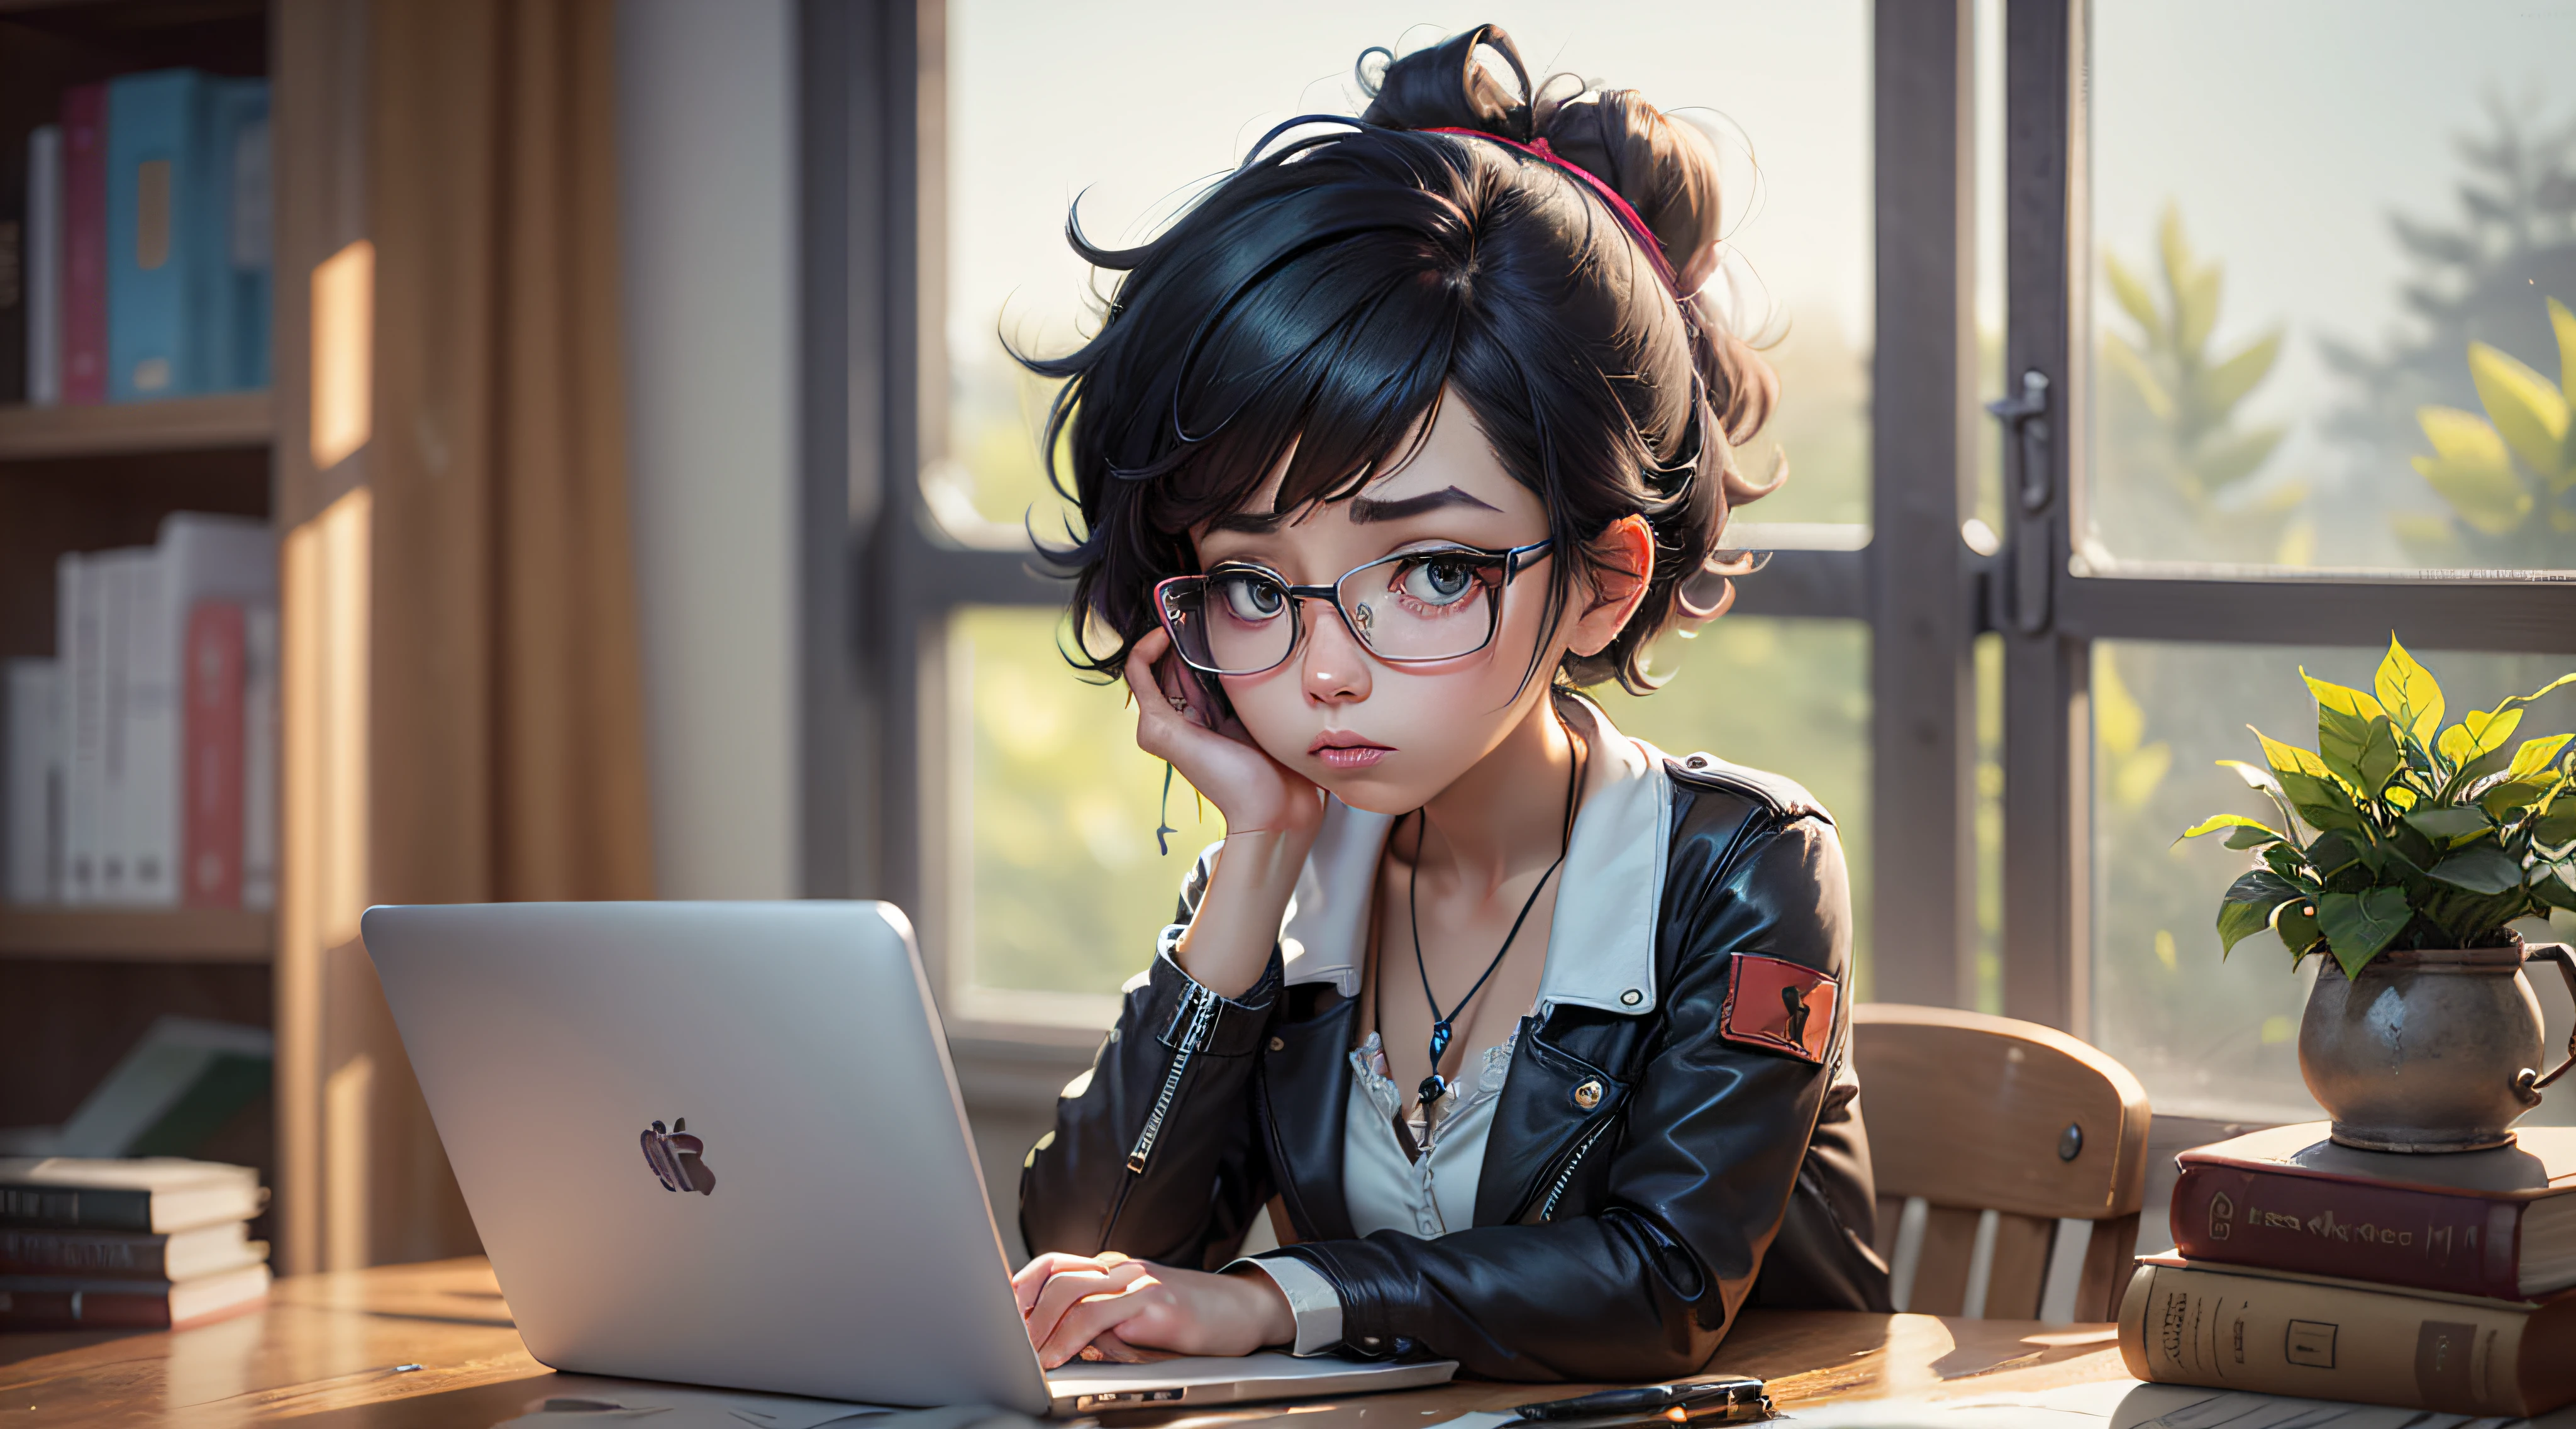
[1153,538,1555,677]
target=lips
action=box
[1309,731,1394,770]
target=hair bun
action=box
[1534,88,1725,296]
[1358,23,1533,142]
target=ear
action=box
[1567,515,1655,659]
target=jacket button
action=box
[1686,754,1707,769]
[1269,1036,1285,1053]
[1619,988,1642,1006]
[1572,1079,1603,1111]
[1358,1335,1381,1350]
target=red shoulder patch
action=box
[1719,954,1837,1065]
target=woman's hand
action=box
[1012,1251,1296,1369]
[1125,626,1321,841]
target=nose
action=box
[1299,595,1372,706]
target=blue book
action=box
[208,79,270,392]
[106,71,219,402]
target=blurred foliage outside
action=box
[2090,639,2576,1123]
[2094,206,2311,566]
[959,607,1872,1008]
[2403,294,2576,564]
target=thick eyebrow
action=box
[1207,509,1285,534]
[1347,486,1502,523]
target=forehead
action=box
[1221,394,1541,534]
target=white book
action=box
[125,516,277,909]
[240,603,279,911]
[26,125,63,408]
[94,550,148,904]
[58,554,98,905]
[4,660,63,903]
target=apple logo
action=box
[640,1118,718,1195]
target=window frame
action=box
[799,0,2576,1067]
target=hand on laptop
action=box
[1013,1250,1296,1369]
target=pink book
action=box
[60,84,108,406]
[180,601,245,908]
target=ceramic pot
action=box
[2297,942,2576,1152]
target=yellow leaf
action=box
[2552,296,2576,408]
[2253,726,2331,779]
[2104,253,2160,336]
[2468,342,2570,477]
[2301,670,2386,722]
[2437,722,2473,765]
[2374,637,2446,745]
[2461,706,2524,760]
[2102,337,2174,423]
[2511,732,2575,780]
[2116,742,2173,809]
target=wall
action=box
[615,0,798,900]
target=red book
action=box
[60,83,108,407]
[2170,1120,2576,1301]
[181,601,245,908]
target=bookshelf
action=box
[0,0,279,1247]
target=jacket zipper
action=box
[1126,981,1217,1173]
[1538,1116,1616,1221]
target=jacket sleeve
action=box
[1252,813,1854,1381]
[1019,847,1280,1269]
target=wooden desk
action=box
[0,1259,2138,1428]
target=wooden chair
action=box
[1852,1004,2152,1323]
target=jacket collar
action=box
[1277,696,1671,1018]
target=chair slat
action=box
[1902,1203,1986,1316]
[1977,1211,2058,1320]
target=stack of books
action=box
[7,68,274,408]
[2119,1121,2576,1418]
[0,1157,270,1330]
[3,511,278,909]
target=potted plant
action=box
[2182,637,2576,1151]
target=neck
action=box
[1416,687,1583,890]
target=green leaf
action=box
[2253,726,2334,781]
[2219,758,2283,794]
[2484,779,2553,820]
[2225,825,2283,849]
[2104,253,2162,340]
[2303,672,2389,724]
[2305,827,2372,879]
[2279,770,2364,831]
[2428,843,2524,895]
[2193,426,2288,493]
[2414,406,2534,536]
[2510,733,2575,781]
[2533,860,2576,911]
[2219,869,2302,956]
[2318,887,2412,977]
[2358,716,2404,791]
[2540,804,2576,846]
[2181,813,2283,842]
[2553,297,2576,412]
[2468,340,2571,477]
[2374,637,2447,747]
[2201,330,2284,414]
[2102,337,2174,423]
[2275,899,2322,959]
[2404,804,2491,841]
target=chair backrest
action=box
[1852,1004,2151,1323]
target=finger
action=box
[1075,1327,1152,1365]
[1011,1252,1107,1315]
[1024,1262,1150,1352]
[1036,1279,1165,1370]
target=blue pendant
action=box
[1428,1021,1452,1063]
[1419,1074,1448,1104]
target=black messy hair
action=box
[1025,24,1782,694]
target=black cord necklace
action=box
[1406,713,1586,1111]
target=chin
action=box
[1309,767,1430,817]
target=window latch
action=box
[1985,369,2054,636]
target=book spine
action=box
[0,108,23,406]
[60,554,98,904]
[0,1187,155,1233]
[0,1286,174,1330]
[209,80,271,392]
[2172,1164,2526,1300]
[97,555,136,901]
[182,603,246,908]
[108,70,216,401]
[240,604,277,911]
[5,660,63,904]
[62,84,108,407]
[0,1228,169,1278]
[123,548,177,905]
[2118,1260,2554,1418]
[28,124,64,406]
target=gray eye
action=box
[1399,559,1479,606]
[1216,572,1287,621]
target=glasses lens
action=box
[1165,570,1297,674]
[1338,552,1502,662]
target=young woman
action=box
[1013,26,1889,1382]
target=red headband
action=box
[1421,127,1682,294]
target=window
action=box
[804,1,2576,1126]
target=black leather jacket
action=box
[1019,755,1891,1381]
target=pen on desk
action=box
[1509,1377,1773,1427]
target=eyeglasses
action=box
[1154,539,1553,677]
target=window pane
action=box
[954,607,1224,1015]
[943,0,1873,540]
[2089,1,2576,572]
[2090,640,2576,1124]
[1590,618,1873,994]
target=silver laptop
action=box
[361,901,1454,1415]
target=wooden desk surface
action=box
[0,1259,2139,1429]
